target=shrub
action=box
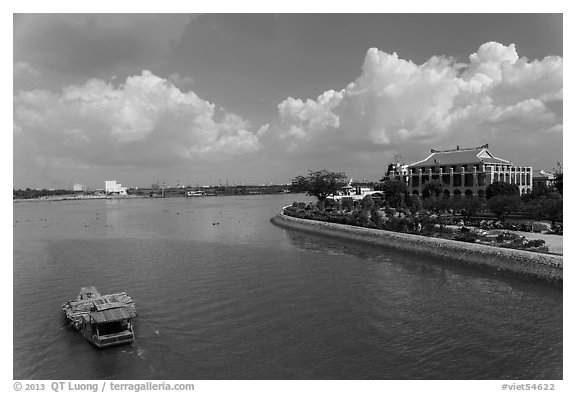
[361,195,376,211]
[454,233,478,243]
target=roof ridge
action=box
[431,144,489,153]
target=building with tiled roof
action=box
[385,144,533,197]
[532,169,555,189]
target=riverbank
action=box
[12,195,148,202]
[271,212,562,285]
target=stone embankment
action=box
[271,211,562,285]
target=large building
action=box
[385,144,532,197]
[532,169,555,189]
[105,180,127,195]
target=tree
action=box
[292,169,348,207]
[530,193,563,226]
[526,182,555,200]
[485,181,520,199]
[487,195,520,221]
[457,196,484,219]
[360,195,375,211]
[291,175,308,193]
[422,180,444,199]
[553,162,563,195]
[382,180,408,208]
[539,194,563,226]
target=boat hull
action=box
[63,287,137,349]
[89,332,134,348]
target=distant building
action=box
[332,179,382,201]
[532,170,555,189]
[385,144,533,197]
[73,183,86,192]
[105,180,127,195]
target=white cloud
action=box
[14,71,262,171]
[277,90,344,140]
[268,41,562,159]
[13,41,563,187]
[463,42,519,86]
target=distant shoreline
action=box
[271,212,562,286]
[12,195,142,202]
[13,192,302,203]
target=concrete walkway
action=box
[492,230,563,255]
[446,225,563,255]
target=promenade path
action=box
[494,230,563,256]
[447,225,563,255]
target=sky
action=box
[12,13,563,189]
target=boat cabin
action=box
[81,301,136,348]
[62,287,137,348]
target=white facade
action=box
[73,183,86,192]
[386,145,533,197]
[105,180,127,195]
[331,180,382,201]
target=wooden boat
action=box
[62,287,136,348]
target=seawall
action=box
[271,212,563,285]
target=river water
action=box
[13,194,562,379]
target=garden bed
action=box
[283,203,554,254]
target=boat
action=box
[62,287,137,348]
[187,190,205,197]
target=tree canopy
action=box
[422,180,444,199]
[485,181,520,199]
[292,169,348,202]
[553,163,563,195]
[381,180,408,208]
[487,195,520,221]
[528,193,563,226]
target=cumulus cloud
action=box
[269,42,563,160]
[277,90,343,140]
[14,71,262,172]
[13,41,563,187]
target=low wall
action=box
[271,212,563,285]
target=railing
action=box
[95,331,134,346]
